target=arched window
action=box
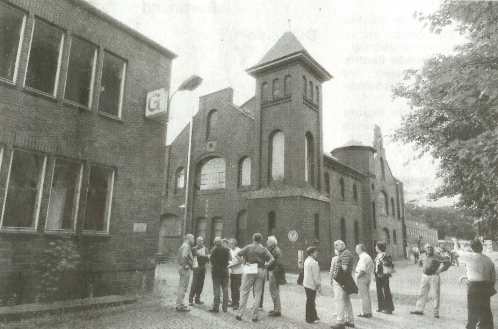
[380,157,386,180]
[379,191,388,215]
[268,211,276,235]
[206,109,218,141]
[353,183,358,202]
[198,157,225,190]
[383,227,390,245]
[304,133,315,185]
[340,217,346,242]
[324,172,330,195]
[391,197,395,218]
[315,86,320,103]
[272,78,281,99]
[175,167,185,191]
[211,217,223,244]
[284,75,291,96]
[261,82,269,103]
[238,157,251,187]
[354,221,360,245]
[269,131,285,181]
[236,210,248,246]
[339,177,345,200]
[372,202,377,229]
[314,214,320,240]
[393,229,397,244]
[195,217,208,240]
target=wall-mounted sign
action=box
[133,223,147,233]
[145,88,168,120]
[288,230,299,242]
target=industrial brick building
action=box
[161,32,406,270]
[0,0,174,304]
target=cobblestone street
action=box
[2,258,497,329]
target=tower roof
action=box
[247,32,332,81]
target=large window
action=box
[199,157,225,190]
[99,51,126,117]
[25,18,64,95]
[305,133,315,185]
[206,110,218,141]
[2,150,46,229]
[238,157,251,187]
[46,159,82,231]
[269,131,285,181]
[0,2,25,82]
[64,36,97,107]
[272,78,281,99]
[84,165,114,232]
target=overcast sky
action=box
[89,0,464,207]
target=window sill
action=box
[44,230,76,236]
[23,87,58,103]
[81,230,111,237]
[196,189,225,195]
[0,228,39,235]
[261,95,291,109]
[63,99,91,112]
[303,96,319,111]
[237,186,253,192]
[98,111,124,123]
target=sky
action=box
[88,0,465,207]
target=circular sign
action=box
[288,230,299,242]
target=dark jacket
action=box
[210,246,231,278]
[192,245,209,269]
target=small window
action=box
[261,82,269,103]
[340,217,346,242]
[64,36,97,107]
[2,149,46,229]
[339,177,345,200]
[268,211,276,235]
[84,165,114,233]
[0,2,25,82]
[302,76,307,96]
[46,159,82,231]
[206,110,218,141]
[199,157,225,190]
[175,167,185,191]
[284,75,291,96]
[272,78,281,99]
[309,81,314,100]
[239,157,251,187]
[25,18,64,95]
[99,51,126,117]
[324,172,330,195]
[353,183,358,202]
[314,214,319,240]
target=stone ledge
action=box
[0,295,137,322]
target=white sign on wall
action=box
[288,230,299,242]
[133,223,147,233]
[145,88,168,120]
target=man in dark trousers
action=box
[209,237,231,313]
[189,236,209,306]
[374,241,395,314]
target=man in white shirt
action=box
[355,243,374,318]
[228,238,243,310]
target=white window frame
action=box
[44,158,83,233]
[62,35,98,108]
[0,2,26,84]
[99,51,127,119]
[82,165,115,234]
[0,149,47,231]
[23,17,65,97]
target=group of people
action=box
[175,232,284,322]
[175,233,495,329]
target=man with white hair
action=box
[330,240,355,329]
[266,235,283,317]
[355,243,374,318]
[176,234,195,312]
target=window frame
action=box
[23,16,65,98]
[269,130,285,182]
[0,2,27,84]
[98,49,127,119]
[175,167,185,193]
[0,148,47,232]
[238,156,251,187]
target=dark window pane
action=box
[65,37,96,106]
[84,166,113,232]
[0,3,24,81]
[99,51,125,117]
[3,150,45,228]
[25,19,63,94]
[46,159,81,231]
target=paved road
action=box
[2,258,497,329]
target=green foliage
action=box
[405,202,477,240]
[36,239,81,302]
[393,1,498,231]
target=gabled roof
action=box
[247,32,332,82]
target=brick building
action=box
[0,0,174,304]
[161,32,406,270]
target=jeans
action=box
[176,267,191,308]
[357,276,372,315]
[375,275,394,312]
[212,275,229,310]
[333,281,354,324]
[305,287,319,323]
[269,270,281,312]
[189,267,206,303]
[238,268,266,319]
[466,281,494,329]
[415,274,440,316]
[230,273,242,307]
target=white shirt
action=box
[303,256,321,291]
[458,251,496,282]
[229,247,243,275]
[356,251,374,279]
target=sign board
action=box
[133,223,147,233]
[145,88,168,120]
[288,230,299,242]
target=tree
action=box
[393,1,498,238]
